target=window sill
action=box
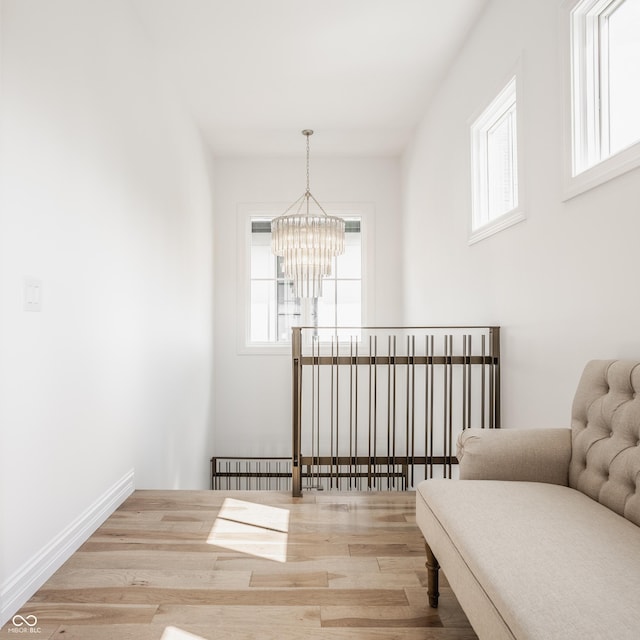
[237,342,292,356]
[238,329,367,356]
[562,141,640,201]
[468,208,526,245]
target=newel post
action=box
[291,327,303,497]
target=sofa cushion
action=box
[570,359,640,526]
[416,479,640,640]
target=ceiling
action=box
[132,0,488,157]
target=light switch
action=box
[24,278,43,312]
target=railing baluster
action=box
[493,326,501,429]
[368,335,373,489]
[428,334,434,479]
[410,334,416,488]
[387,335,395,490]
[448,335,453,479]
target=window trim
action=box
[561,0,640,200]
[236,202,375,355]
[468,68,526,245]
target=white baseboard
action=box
[0,469,135,626]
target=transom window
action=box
[469,74,525,244]
[564,0,640,195]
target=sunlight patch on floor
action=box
[207,498,290,563]
[161,626,207,640]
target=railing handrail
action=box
[292,324,501,331]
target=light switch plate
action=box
[24,278,43,312]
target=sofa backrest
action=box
[570,359,640,526]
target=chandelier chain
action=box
[306,133,310,194]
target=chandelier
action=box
[271,130,345,298]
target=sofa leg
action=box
[424,542,440,608]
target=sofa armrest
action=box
[457,428,571,485]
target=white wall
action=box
[212,156,402,458]
[401,0,640,428]
[0,0,214,621]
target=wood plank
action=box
[42,569,251,590]
[213,555,379,573]
[349,543,423,557]
[328,571,422,589]
[320,605,442,628]
[60,551,219,570]
[90,527,210,542]
[31,587,409,607]
[40,626,165,640]
[77,543,217,553]
[249,571,328,588]
[152,604,321,627]
[378,556,429,573]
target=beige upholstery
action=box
[457,427,571,485]
[569,360,640,526]
[416,359,640,640]
[416,479,640,640]
[458,359,640,525]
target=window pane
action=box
[487,107,516,217]
[316,280,336,327]
[276,280,300,342]
[607,0,640,155]
[470,76,520,237]
[336,230,362,279]
[250,228,276,279]
[336,280,362,327]
[250,280,276,342]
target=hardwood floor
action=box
[2,491,477,639]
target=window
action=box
[470,75,525,244]
[564,0,640,196]
[604,0,640,154]
[246,214,363,348]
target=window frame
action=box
[561,0,640,199]
[469,70,526,245]
[237,202,375,355]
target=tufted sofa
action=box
[415,359,640,640]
